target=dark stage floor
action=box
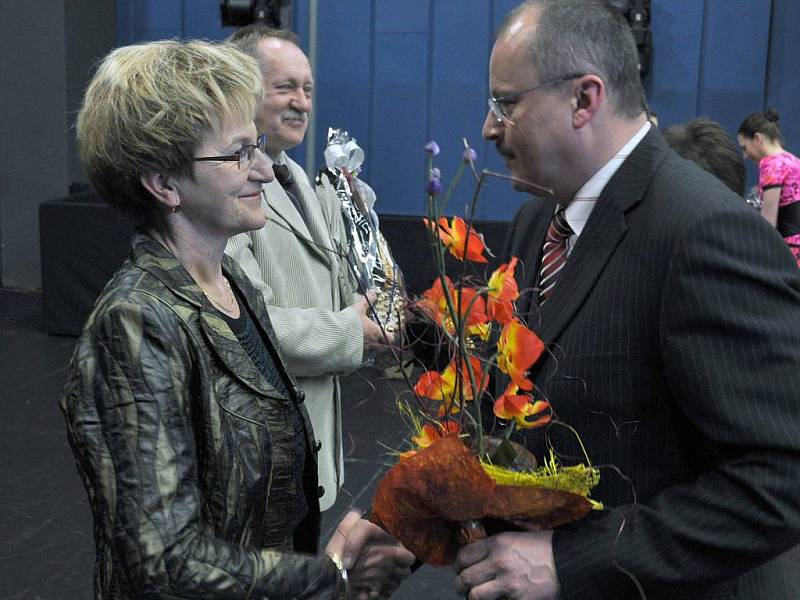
[0,287,459,599]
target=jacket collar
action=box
[265,152,332,268]
[533,128,671,344]
[129,233,302,401]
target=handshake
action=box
[325,510,415,600]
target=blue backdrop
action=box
[117,0,800,221]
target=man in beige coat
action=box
[226,26,387,511]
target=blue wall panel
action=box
[136,0,182,42]
[646,0,703,128]
[137,0,182,30]
[697,0,770,135]
[429,0,492,220]
[375,0,429,33]
[292,0,310,44]
[491,0,523,27]
[313,1,373,181]
[116,0,133,46]
[767,0,800,163]
[183,2,236,40]
[117,0,180,45]
[116,0,800,219]
[371,31,429,215]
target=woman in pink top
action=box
[738,108,800,266]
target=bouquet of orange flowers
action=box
[369,140,601,566]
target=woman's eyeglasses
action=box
[194,134,269,169]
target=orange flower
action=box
[487,257,520,325]
[411,420,460,449]
[414,369,452,402]
[417,277,488,334]
[466,321,491,341]
[496,318,545,391]
[414,356,488,405]
[437,402,461,417]
[493,384,551,429]
[457,286,489,329]
[424,216,489,263]
[417,276,453,327]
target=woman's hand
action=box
[326,510,415,599]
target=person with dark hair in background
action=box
[452,1,800,598]
[225,24,393,514]
[61,39,413,599]
[663,117,746,196]
[738,108,800,266]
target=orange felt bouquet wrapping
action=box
[369,140,601,566]
[371,434,596,566]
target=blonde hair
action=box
[77,39,263,224]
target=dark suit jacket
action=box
[504,129,800,599]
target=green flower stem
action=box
[440,161,467,214]
[454,289,493,455]
[424,212,479,444]
[425,148,535,458]
[428,147,492,458]
[458,166,490,457]
[426,182,473,436]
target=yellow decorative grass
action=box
[481,449,603,511]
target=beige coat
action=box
[226,152,363,510]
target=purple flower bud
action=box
[463,147,478,163]
[425,141,440,156]
[431,167,441,180]
[427,177,442,196]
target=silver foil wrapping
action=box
[316,127,406,334]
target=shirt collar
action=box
[272,150,288,167]
[564,120,651,236]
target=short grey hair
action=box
[227,24,301,66]
[499,0,646,119]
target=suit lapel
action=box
[535,129,668,344]
[536,194,628,343]
[265,174,333,269]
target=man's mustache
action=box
[496,144,513,159]
[281,109,308,121]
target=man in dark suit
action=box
[453,1,800,598]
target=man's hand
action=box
[326,510,415,599]
[453,530,561,600]
[353,291,396,347]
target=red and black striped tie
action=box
[538,208,572,304]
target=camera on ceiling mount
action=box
[608,0,652,78]
[220,0,292,29]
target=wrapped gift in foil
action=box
[316,127,406,334]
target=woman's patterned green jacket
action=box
[61,233,345,599]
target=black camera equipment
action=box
[220,0,291,28]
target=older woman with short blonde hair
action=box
[62,39,413,599]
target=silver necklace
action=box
[205,278,237,315]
